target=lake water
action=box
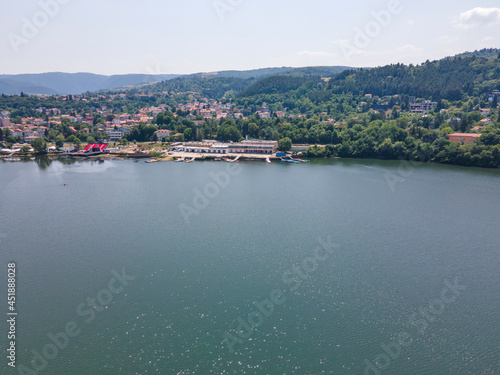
[1,158,499,375]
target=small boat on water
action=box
[145,159,158,163]
[281,157,309,163]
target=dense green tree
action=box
[127,123,158,142]
[55,134,65,148]
[67,135,81,145]
[30,137,47,154]
[491,95,498,109]
[183,128,193,141]
[278,137,292,152]
[480,127,500,145]
[216,125,242,142]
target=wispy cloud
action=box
[455,7,500,29]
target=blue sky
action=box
[1,0,499,75]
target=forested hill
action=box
[144,66,352,98]
[328,54,500,101]
[237,75,322,98]
[0,73,180,95]
[190,67,294,79]
[150,76,252,99]
[144,52,500,106]
[454,48,500,60]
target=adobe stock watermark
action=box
[8,0,72,54]
[178,163,241,224]
[339,0,403,63]
[213,0,244,21]
[363,277,468,375]
[145,55,166,77]
[17,268,134,375]
[222,236,338,353]
[384,157,419,193]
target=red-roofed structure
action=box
[448,133,481,144]
[83,143,109,152]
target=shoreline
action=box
[0,152,283,163]
[2,153,500,170]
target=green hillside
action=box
[328,55,500,100]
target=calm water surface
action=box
[0,158,499,375]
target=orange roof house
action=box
[448,133,481,143]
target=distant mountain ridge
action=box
[190,67,295,79]
[0,66,355,96]
[189,66,354,79]
[0,73,180,96]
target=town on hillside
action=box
[1,92,497,147]
[1,57,500,168]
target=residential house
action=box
[479,108,490,117]
[23,129,36,139]
[155,129,172,141]
[12,129,23,137]
[410,99,437,114]
[0,118,12,127]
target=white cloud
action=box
[456,7,500,29]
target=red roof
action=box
[449,133,481,137]
[83,143,109,151]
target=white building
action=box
[228,140,278,154]
[410,100,437,114]
[105,126,130,141]
[155,129,172,141]
[181,143,229,154]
